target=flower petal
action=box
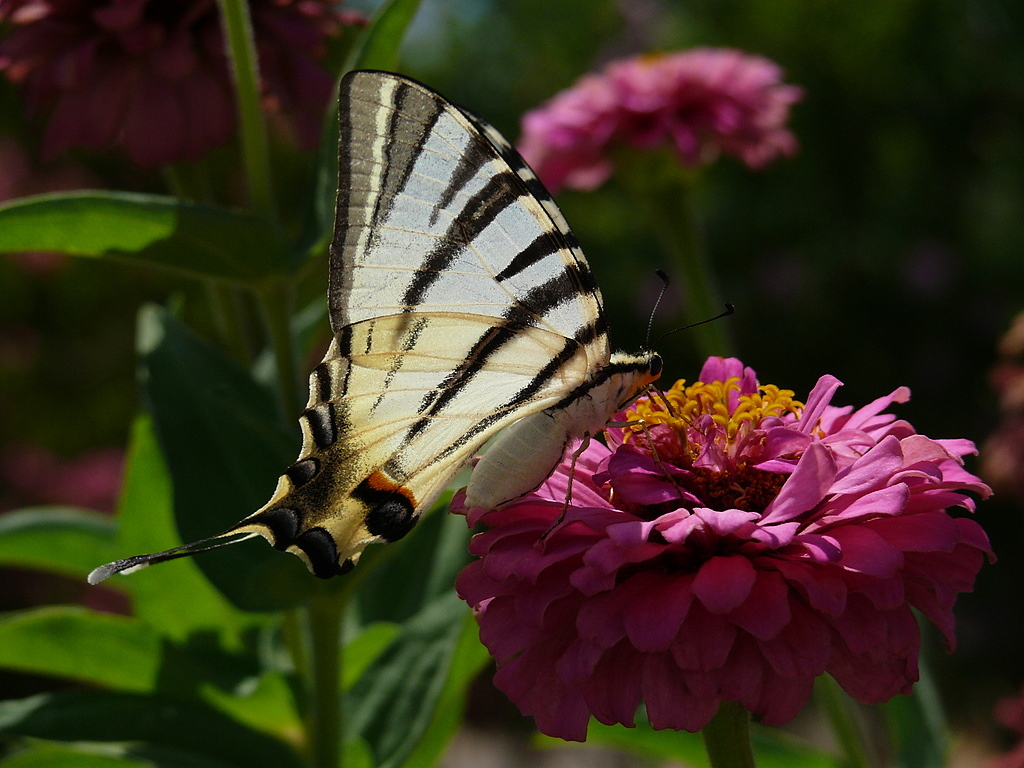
[692,554,757,613]
[761,442,837,523]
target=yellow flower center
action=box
[620,377,804,511]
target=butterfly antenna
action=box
[655,302,735,345]
[645,269,672,347]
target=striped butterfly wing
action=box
[89,71,658,584]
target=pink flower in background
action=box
[989,685,1024,768]
[0,444,123,512]
[518,48,803,192]
[0,0,364,167]
[455,357,991,741]
[982,311,1024,501]
[0,135,97,274]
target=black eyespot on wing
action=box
[354,477,417,543]
[285,458,320,487]
[296,527,341,579]
[365,498,417,542]
[252,507,301,550]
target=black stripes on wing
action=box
[331,76,446,333]
[402,170,515,309]
[304,403,338,449]
[406,262,602,444]
[494,234,560,282]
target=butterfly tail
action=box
[86,531,258,584]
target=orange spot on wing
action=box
[366,469,418,505]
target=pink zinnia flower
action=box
[517,48,803,192]
[0,0,365,167]
[455,357,992,741]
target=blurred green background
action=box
[0,0,1020,753]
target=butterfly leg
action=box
[537,432,592,546]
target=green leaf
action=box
[0,608,160,692]
[137,304,335,610]
[345,0,423,72]
[0,739,233,768]
[352,492,471,626]
[0,741,153,768]
[0,507,119,578]
[0,691,304,768]
[336,493,477,767]
[342,622,401,691]
[199,672,301,746]
[882,660,948,768]
[104,414,258,641]
[0,192,292,283]
[346,592,475,768]
[398,611,491,768]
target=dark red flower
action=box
[0,0,364,166]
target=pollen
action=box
[621,376,803,512]
[624,377,804,465]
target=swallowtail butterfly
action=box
[89,71,661,583]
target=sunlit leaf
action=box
[0,691,304,768]
[0,192,291,283]
[342,622,401,690]
[0,739,232,768]
[199,672,301,746]
[0,608,160,692]
[0,507,119,578]
[346,0,423,72]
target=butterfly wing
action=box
[90,70,615,582]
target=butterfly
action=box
[88,70,662,584]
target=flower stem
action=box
[304,597,345,768]
[815,676,878,768]
[257,279,302,418]
[618,153,734,358]
[216,0,277,218]
[163,162,254,366]
[644,176,733,358]
[701,701,757,768]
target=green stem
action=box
[701,701,757,768]
[616,151,734,359]
[638,174,733,358]
[217,0,277,218]
[163,163,254,366]
[257,279,303,418]
[304,597,345,768]
[815,675,878,768]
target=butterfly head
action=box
[606,350,662,410]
